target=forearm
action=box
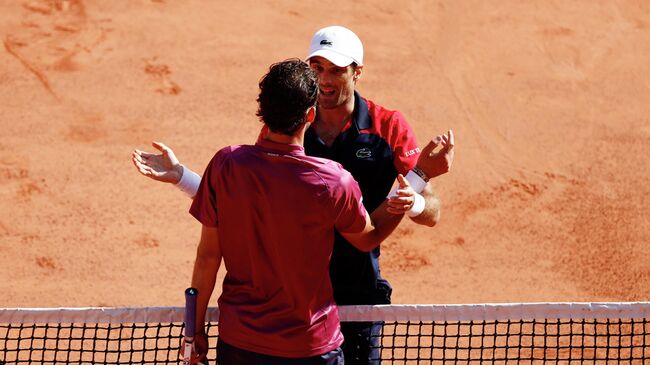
[191,255,220,335]
[368,200,405,244]
[190,225,222,335]
[368,182,440,240]
[343,201,404,252]
[409,182,440,227]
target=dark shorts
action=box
[337,279,390,365]
[216,339,344,365]
[340,321,382,365]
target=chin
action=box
[318,101,340,110]
[317,97,338,109]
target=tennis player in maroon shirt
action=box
[186,59,417,364]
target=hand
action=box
[131,141,184,184]
[416,129,455,179]
[180,332,208,364]
[193,331,209,365]
[387,174,415,215]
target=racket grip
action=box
[184,287,198,337]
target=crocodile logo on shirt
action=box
[355,148,372,159]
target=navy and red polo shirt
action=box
[305,91,420,305]
[190,139,369,357]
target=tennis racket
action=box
[183,287,198,365]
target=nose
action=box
[318,73,334,87]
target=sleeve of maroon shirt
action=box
[331,168,368,234]
[189,150,224,227]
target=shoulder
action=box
[303,156,357,189]
[361,96,416,147]
[364,97,407,125]
[303,155,348,177]
[362,96,412,135]
[213,144,249,158]
[207,144,249,168]
[324,161,359,196]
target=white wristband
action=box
[388,170,427,198]
[405,170,427,193]
[406,192,426,217]
[175,165,201,198]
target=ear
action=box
[353,65,363,82]
[305,105,316,124]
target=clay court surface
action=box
[1,0,649,308]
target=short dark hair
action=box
[256,59,319,135]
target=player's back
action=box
[190,138,367,357]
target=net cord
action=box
[2,302,650,324]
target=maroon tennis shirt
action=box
[189,138,368,358]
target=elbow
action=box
[427,210,441,227]
[424,219,438,228]
[425,197,442,227]
[411,207,440,227]
[356,238,380,252]
[418,216,439,228]
[354,235,383,253]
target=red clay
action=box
[1,1,649,307]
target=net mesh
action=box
[2,303,649,364]
[376,318,649,363]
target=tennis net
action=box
[1,302,649,364]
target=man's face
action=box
[309,56,361,110]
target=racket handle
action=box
[184,287,198,337]
[183,287,200,365]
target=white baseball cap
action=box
[306,26,364,67]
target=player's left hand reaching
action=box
[131,141,183,184]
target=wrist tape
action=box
[407,192,426,217]
[175,165,201,198]
[388,170,427,198]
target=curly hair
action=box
[256,59,319,135]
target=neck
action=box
[263,126,306,146]
[316,93,355,127]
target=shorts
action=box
[340,321,382,365]
[216,339,344,365]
